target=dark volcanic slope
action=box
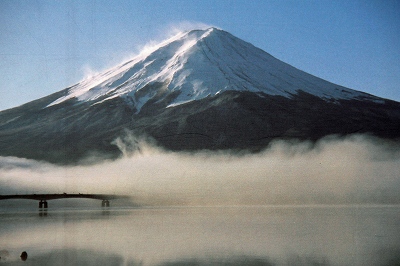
[0,88,399,164]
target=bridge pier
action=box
[39,200,48,209]
[101,200,110,207]
[39,200,46,208]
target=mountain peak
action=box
[47,28,381,110]
[1,28,399,164]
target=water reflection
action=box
[2,248,400,266]
[160,254,323,266]
[0,206,399,266]
[36,209,109,218]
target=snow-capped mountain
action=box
[1,28,399,164]
[48,27,381,111]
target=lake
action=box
[0,204,399,265]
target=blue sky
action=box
[1,0,399,110]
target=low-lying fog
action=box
[1,134,399,206]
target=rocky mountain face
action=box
[1,28,399,164]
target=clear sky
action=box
[1,0,399,110]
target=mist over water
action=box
[0,134,399,206]
[1,135,400,265]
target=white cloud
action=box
[1,135,399,206]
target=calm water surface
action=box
[0,205,399,265]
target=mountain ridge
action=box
[0,27,399,164]
[46,27,385,111]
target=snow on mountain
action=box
[1,27,399,164]
[47,27,381,112]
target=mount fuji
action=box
[1,27,399,164]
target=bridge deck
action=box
[0,193,128,201]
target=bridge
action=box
[0,193,129,208]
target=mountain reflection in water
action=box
[0,206,399,266]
